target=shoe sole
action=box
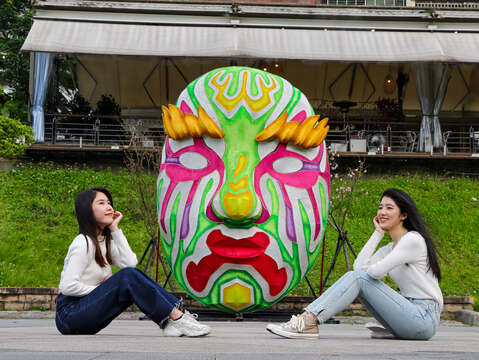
[266,325,319,339]
[365,322,395,339]
[371,333,396,339]
[162,329,184,337]
[365,323,389,333]
[184,328,212,337]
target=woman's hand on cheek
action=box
[373,216,385,235]
[109,211,123,232]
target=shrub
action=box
[0,115,34,158]
[0,88,28,123]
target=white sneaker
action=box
[266,314,319,339]
[163,311,211,337]
[162,320,183,337]
[365,322,395,339]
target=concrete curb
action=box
[0,311,141,320]
[0,311,469,328]
[455,310,479,326]
[0,288,475,320]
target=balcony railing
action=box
[323,0,406,6]
[415,1,479,8]
[43,114,165,149]
[39,114,478,155]
[322,0,479,7]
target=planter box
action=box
[350,139,367,152]
[330,142,348,152]
[142,140,154,147]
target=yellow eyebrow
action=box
[255,111,329,149]
[161,104,225,140]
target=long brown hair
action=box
[74,187,113,267]
[382,188,441,281]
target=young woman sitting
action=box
[55,187,211,337]
[266,188,442,340]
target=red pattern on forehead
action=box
[290,110,307,123]
[180,101,193,114]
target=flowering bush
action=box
[329,150,367,226]
[327,148,367,270]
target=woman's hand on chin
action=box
[109,211,123,232]
[373,216,386,235]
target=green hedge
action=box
[0,163,477,302]
[0,116,34,158]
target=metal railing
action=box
[323,0,406,6]
[44,114,165,148]
[325,122,477,154]
[321,0,479,7]
[415,1,479,8]
[40,114,477,155]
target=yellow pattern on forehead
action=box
[255,111,329,149]
[210,71,276,113]
[161,104,225,140]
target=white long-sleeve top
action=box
[59,229,138,297]
[353,230,443,310]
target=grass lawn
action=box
[0,162,477,304]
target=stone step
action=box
[0,287,474,320]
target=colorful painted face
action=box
[158,67,330,312]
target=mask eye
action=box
[179,152,208,170]
[272,157,303,174]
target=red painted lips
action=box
[207,230,269,259]
[185,230,287,297]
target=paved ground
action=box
[0,317,477,360]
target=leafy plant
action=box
[62,92,93,116]
[0,115,34,157]
[95,94,121,117]
[0,0,32,110]
[0,88,28,122]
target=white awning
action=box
[22,19,479,63]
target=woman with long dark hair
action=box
[55,187,211,336]
[266,188,442,340]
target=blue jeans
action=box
[55,267,179,334]
[305,270,441,340]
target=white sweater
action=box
[59,229,138,297]
[353,230,443,310]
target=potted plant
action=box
[375,98,400,120]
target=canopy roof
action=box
[22,19,479,63]
[22,1,479,62]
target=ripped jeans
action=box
[305,270,441,340]
[55,267,179,334]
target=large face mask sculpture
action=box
[158,67,330,312]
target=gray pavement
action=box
[0,317,477,360]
